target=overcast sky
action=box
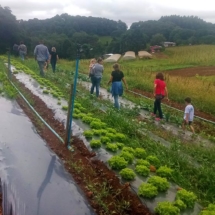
[2,0,215,26]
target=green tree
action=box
[150,34,166,45]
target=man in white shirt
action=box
[182,97,195,133]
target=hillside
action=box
[1,5,215,59]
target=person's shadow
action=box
[36,155,56,215]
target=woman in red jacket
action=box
[153,73,169,121]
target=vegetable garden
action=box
[0,45,215,215]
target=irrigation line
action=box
[4,73,65,144]
[78,72,215,125]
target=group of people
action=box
[89,58,195,133]
[89,58,128,109]
[13,41,59,75]
[34,41,59,76]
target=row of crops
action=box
[1,56,215,215]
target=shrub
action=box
[176,189,197,208]
[62,106,68,111]
[135,165,150,177]
[106,143,118,152]
[107,128,117,134]
[136,159,150,168]
[119,168,136,180]
[157,166,173,179]
[115,133,126,142]
[116,142,124,149]
[148,176,169,192]
[83,130,94,138]
[108,156,128,170]
[122,147,135,155]
[155,201,180,215]
[90,139,102,148]
[138,183,158,198]
[146,155,160,168]
[134,148,147,159]
[173,199,186,210]
[120,151,134,164]
[101,136,111,144]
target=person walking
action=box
[34,41,49,77]
[152,72,169,121]
[50,47,59,72]
[182,97,195,133]
[90,58,104,97]
[18,41,27,61]
[107,63,128,109]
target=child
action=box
[182,97,195,133]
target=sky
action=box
[2,0,215,26]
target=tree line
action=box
[1,5,215,59]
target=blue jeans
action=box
[19,51,25,61]
[90,77,101,97]
[37,61,45,77]
[114,95,120,109]
[51,61,56,72]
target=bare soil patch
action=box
[14,76,151,215]
[166,66,215,77]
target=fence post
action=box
[66,45,81,149]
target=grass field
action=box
[76,45,215,115]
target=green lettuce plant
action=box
[119,151,134,164]
[157,166,173,179]
[119,168,136,180]
[83,130,94,138]
[115,133,126,142]
[116,142,124,149]
[146,155,160,168]
[106,128,117,134]
[138,183,158,198]
[101,136,111,144]
[106,143,118,152]
[108,156,128,170]
[136,159,150,167]
[173,199,186,210]
[148,176,169,192]
[200,204,215,215]
[135,165,150,177]
[90,139,102,148]
[155,201,180,215]
[176,189,197,208]
[134,148,147,159]
[122,147,135,155]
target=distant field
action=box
[16,45,215,115]
[78,45,215,115]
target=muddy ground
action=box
[166,66,215,77]
[14,77,151,215]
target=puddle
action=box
[0,97,94,215]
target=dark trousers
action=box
[51,61,56,72]
[90,76,101,97]
[153,98,163,119]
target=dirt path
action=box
[14,77,152,215]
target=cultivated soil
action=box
[166,66,215,77]
[14,77,151,215]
